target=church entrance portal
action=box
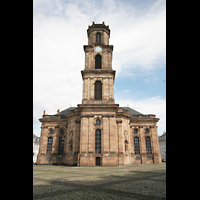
[96,157,100,166]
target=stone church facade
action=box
[37,22,162,166]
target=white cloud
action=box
[124,89,131,93]
[116,96,166,136]
[33,0,166,136]
[144,77,159,83]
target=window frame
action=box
[95,129,101,154]
[95,81,102,100]
[60,129,64,135]
[96,119,101,125]
[96,32,101,43]
[58,137,64,155]
[145,136,152,155]
[145,128,149,134]
[49,128,53,134]
[46,137,53,155]
[134,136,140,155]
[134,129,138,134]
[95,54,102,69]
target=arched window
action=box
[95,81,102,100]
[58,137,64,155]
[96,32,101,42]
[125,140,128,151]
[134,136,140,155]
[145,136,152,154]
[95,129,101,154]
[95,54,102,69]
[46,137,53,155]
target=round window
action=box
[96,119,101,125]
[134,129,138,134]
[49,129,53,134]
[60,129,64,135]
[145,129,149,134]
[58,157,62,161]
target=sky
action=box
[33,0,166,137]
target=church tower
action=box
[37,22,162,166]
[77,22,120,166]
[81,21,115,104]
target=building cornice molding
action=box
[84,44,113,52]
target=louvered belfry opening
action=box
[96,32,101,42]
[95,81,102,100]
[95,55,102,69]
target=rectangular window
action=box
[95,55,102,69]
[95,129,101,154]
[145,136,152,155]
[46,137,53,155]
[95,81,102,100]
[134,137,140,155]
[58,137,64,155]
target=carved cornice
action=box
[116,119,122,123]
[102,114,115,117]
[130,118,159,123]
[87,23,110,36]
[39,118,68,123]
[42,126,48,129]
[80,113,116,118]
[116,112,131,118]
[81,70,116,80]
[83,44,113,52]
[75,119,81,123]
[81,114,94,118]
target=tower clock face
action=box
[95,46,102,53]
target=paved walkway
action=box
[33,163,166,200]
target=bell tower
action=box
[81,21,116,104]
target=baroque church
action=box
[37,22,162,166]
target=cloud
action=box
[124,89,131,93]
[33,0,166,136]
[144,77,159,83]
[33,0,166,73]
[116,96,166,136]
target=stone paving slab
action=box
[33,163,166,200]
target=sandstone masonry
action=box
[37,22,162,166]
